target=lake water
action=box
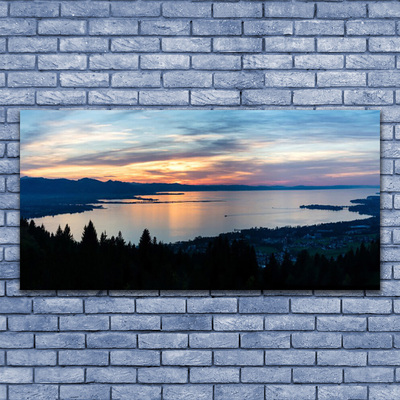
[33,188,378,245]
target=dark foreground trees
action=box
[20,219,380,290]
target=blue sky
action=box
[20,109,380,186]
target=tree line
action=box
[20,219,379,290]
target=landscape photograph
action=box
[20,110,380,290]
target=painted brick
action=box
[60,38,108,53]
[347,20,395,36]
[264,2,314,18]
[343,299,392,314]
[370,38,400,53]
[11,2,59,17]
[87,332,136,349]
[369,71,400,87]
[8,315,57,331]
[292,298,340,313]
[0,298,31,314]
[163,2,210,18]
[294,89,342,105]
[190,367,239,383]
[317,3,366,19]
[90,54,138,70]
[292,332,341,349]
[86,367,136,383]
[37,90,86,105]
[369,350,400,366]
[0,333,33,348]
[141,54,189,70]
[214,315,263,331]
[0,55,35,70]
[265,71,314,87]
[343,333,392,349]
[38,54,87,70]
[9,385,58,399]
[193,20,241,36]
[163,385,212,400]
[265,350,315,365]
[318,385,367,400]
[242,367,291,383]
[369,3,400,18]
[162,38,211,53]
[112,385,161,400]
[317,316,366,331]
[39,20,86,35]
[140,90,188,105]
[112,37,160,52]
[318,350,366,366]
[295,20,344,36]
[62,2,110,17]
[141,21,190,36]
[0,368,32,383]
[60,315,109,331]
[61,72,109,87]
[244,21,292,36]
[89,19,138,35]
[138,367,188,383]
[35,368,84,383]
[345,367,394,383]
[193,55,241,70]
[318,38,366,53]
[346,55,395,70]
[265,315,314,331]
[265,385,315,400]
[59,350,109,366]
[318,71,366,87]
[241,332,290,348]
[163,71,211,88]
[191,90,239,106]
[162,350,211,366]
[85,298,135,313]
[345,89,393,105]
[0,19,36,36]
[9,37,57,53]
[60,385,111,399]
[110,350,159,366]
[7,349,56,366]
[214,38,262,53]
[139,333,188,349]
[162,315,211,331]
[295,55,344,69]
[187,298,236,313]
[242,89,291,105]
[264,37,314,52]
[239,297,288,313]
[8,72,57,88]
[243,55,292,70]
[112,2,160,17]
[111,315,160,330]
[36,333,85,349]
[189,332,238,348]
[215,385,264,400]
[294,367,343,383]
[213,3,262,18]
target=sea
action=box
[32,188,379,245]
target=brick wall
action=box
[0,0,399,399]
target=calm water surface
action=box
[33,188,378,244]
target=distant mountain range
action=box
[21,176,379,196]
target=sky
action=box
[20,109,380,186]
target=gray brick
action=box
[190,367,239,383]
[241,332,290,349]
[265,72,314,88]
[215,385,264,400]
[9,385,58,399]
[90,54,138,70]
[138,367,187,383]
[318,350,366,366]
[8,72,57,88]
[294,89,342,105]
[242,367,291,383]
[140,90,188,105]
[369,350,400,366]
[370,38,400,53]
[187,298,236,313]
[346,55,395,69]
[369,316,400,331]
[265,350,315,365]
[317,316,366,331]
[8,315,57,331]
[265,37,314,52]
[345,89,393,105]
[9,37,57,53]
[86,367,136,383]
[0,19,36,36]
[111,315,160,330]
[0,333,33,348]
[163,385,212,400]
[214,315,263,331]
[60,38,108,53]
[347,20,395,36]
[112,385,161,400]
[343,333,392,349]
[0,2,7,17]
[244,55,292,70]
[0,298,31,314]
[318,385,367,400]
[345,367,393,383]
[239,297,288,313]
[265,315,314,331]
[37,90,86,105]
[110,349,159,366]
[189,333,238,349]
[162,315,211,331]
[38,54,87,70]
[370,71,400,87]
[292,298,340,314]
[265,385,315,400]
[112,2,159,17]
[163,2,210,18]
[318,38,366,53]
[318,3,366,19]
[318,71,366,87]
[35,367,84,383]
[293,367,342,383]
[213,70,264,89]
[141,54,189,70]
[62,2,110,17]
[162,350,211,366]
[112,38,160,52]
[162,38,211,53]
[343,299,391,314]
[60,315,109,331]
[242,89,291,105]
[193,55,241,70]
[0,55,35,70]
[139,333,187,349]
[89,19,138,35]
[61,72,109,87]
[295,20,344,36]
[89,89,138,105]
[0,263,19,278]
[265,2,314,18]
[244,21,292,36]
[34,298,83,314]
[193,20,241,36]
[191,90,239,106]
[7,349,56,366]
[141,20,189,36]
[59,350,109,366]
[87,332,136,349]
[369,2,400,18]
[39,19,86,35]
[293,333,341,349]
[213,3,262,18]
[214,38,262,53]
[60,385,110,399]
[0,368,32,383]
[36,333,85,349]
[296,55,344,69]
[163,71,211,88]
[85,298,135,313]
[11,2,59,17]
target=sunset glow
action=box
[21,110,380,186]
